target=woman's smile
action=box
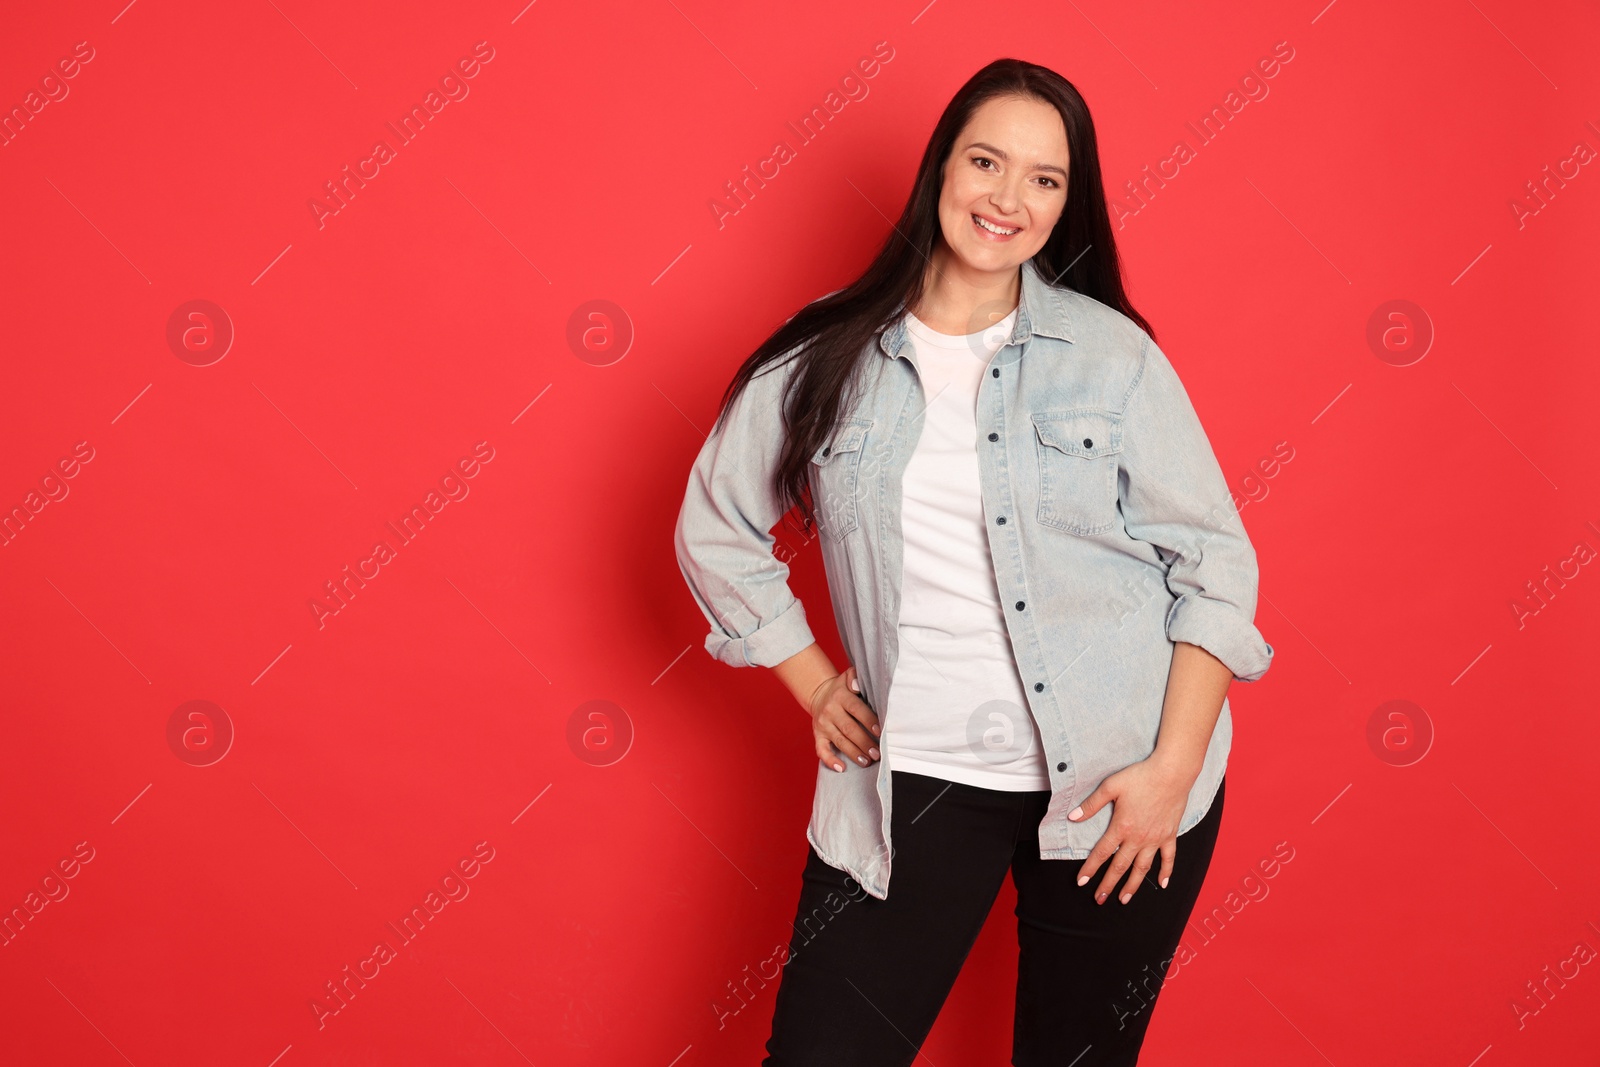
[970,211,1022,239]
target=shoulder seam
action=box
[1118,332,1152,413]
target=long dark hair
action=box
[713,57,1153,536]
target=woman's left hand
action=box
[1066,756,1195,905]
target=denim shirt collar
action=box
[876,256,1076,363]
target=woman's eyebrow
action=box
[965,141,1068,179]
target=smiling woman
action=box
[675,56,1274,1067]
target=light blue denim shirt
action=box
[674,258,1274,901]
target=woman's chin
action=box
[948,243,1030,276]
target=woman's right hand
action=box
[808,664,881,773]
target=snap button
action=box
[1034,682,1044,692]
[822,446,831,457]
[1056,761,1066,772]
[1015,601,1025,610]
[988,432,998,442]
[996,516,1006,525]
[1082,438,1093,448]
[991,368,999,378]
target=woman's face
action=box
[936,94,1070,277]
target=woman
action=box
[673,58,1274,1066]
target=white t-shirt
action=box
[882,306,1052,791]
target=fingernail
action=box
[833,763,844,772]
[1096,892,1107,904]
[869,748,880,760]
[857,756,868,766]
[1160,876,1168,889]
[849,678,860,692]
[871,724,881,736]
[1076,875,1089,886]
[1068,806,1083,820]
[1119,892,1131,904]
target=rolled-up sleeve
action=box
[1118,335,1275,682]
[673,351,818,669]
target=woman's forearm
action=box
[1150,640,1233,785]
[771,641,839,714]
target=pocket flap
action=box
[1032,410,1122,458]
[812,418,873,464]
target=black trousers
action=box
[762,770,1225,1067]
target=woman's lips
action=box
[971,212,1021,240]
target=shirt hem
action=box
[887,752,1052,793]
[805,823,889,901]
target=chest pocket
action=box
[810,418,873,541]
[1032,409,1123,535]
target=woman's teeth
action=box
[973,215,1019,235]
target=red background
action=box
[2,1,1597,1064]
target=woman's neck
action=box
[910,244,1022,336]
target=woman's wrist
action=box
[770,642,838,714]
[1147,744,1203,787]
